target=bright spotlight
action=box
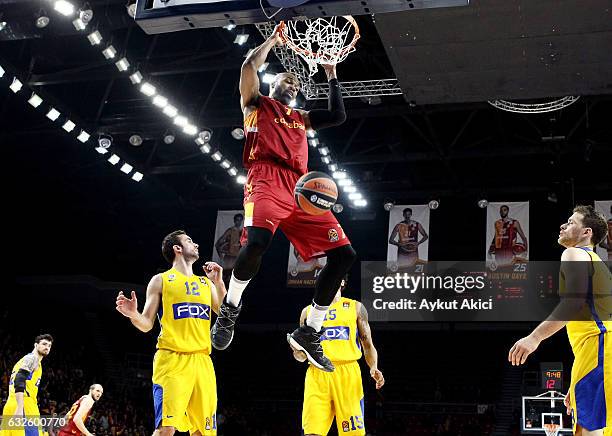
[62,120,76,132]
[54,0,75,17]
[87,31,102,45]
[28,93,43,108]
[102,45,117,59]
[9,78,23,93]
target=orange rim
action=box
[279,16,360,61]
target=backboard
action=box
[522,391,572,435]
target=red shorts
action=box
[241,162,351,261]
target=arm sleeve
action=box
[14,369,30,393]
[308,79,346,130]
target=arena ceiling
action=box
[1,0,611,217]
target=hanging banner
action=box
[387,204,430,269]
[594,200,612,261]
[212,210,244,283]
[287,243,327,288]
[486,202,529,268]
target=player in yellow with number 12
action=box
[116,230,226,436]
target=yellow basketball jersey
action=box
[564,247,612,351]
[306,297,362,364]
[156,268,213,354]
[8,354,42,400]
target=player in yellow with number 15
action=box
[116,230,226,436]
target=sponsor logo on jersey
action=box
[168,274,176,282]
[328,229,339,242]
[172,302,211,320]
[273,117,305,130]
[342,420,350,432]
[321,326,350,341]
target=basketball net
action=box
[279,16,360,76]
[543,423,560,436]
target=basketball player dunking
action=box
[211,24,356,372]
[58,384,104,436]
[116,231,227,436]
[509,206,611,436]
[291,278,384,436]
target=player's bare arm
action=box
[215,229,231,257]
[72,396,95,436]
[203,261,227,314]
[417,223,429,245]
[388,224,400,246]
[508,247,590,366]
[298,63,346,132]
[515,221,528,251]
[115,274,162,333]
[357,302,385,389]
[240,24,283,113]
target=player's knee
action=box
[245,227,273,256]
[327,244,357,269]
[155,426,176,436]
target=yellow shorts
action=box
[152,349,217,435]
[1,396,41,436]
[569,332,612,433]
[302,361,365,436]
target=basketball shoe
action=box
[211,298,242,350]
[287,325,335,372]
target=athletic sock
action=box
[306,302,329,332]
[226,273,250,307]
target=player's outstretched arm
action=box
[204,262,227,314]
[302,64,346,131]
[72,396,95,436]
[115,274,162,333]
[508,247,590,366]
[240,24,283,111]
[357,302,385,389]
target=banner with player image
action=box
[212,210,244,283]
[386,204,430,268]
[287,243,327,288]
[485,201,529,268]
[594,200,612,261]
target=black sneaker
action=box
[211,298,242,350]
[287,325,335,372]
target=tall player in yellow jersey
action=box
[1,334,53,436]
[291,279,384,436]
[509,206,611,436]
[115,230,226,436]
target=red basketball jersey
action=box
[61,396,91,436]
[243,95,308,175]
[494,219,517,249]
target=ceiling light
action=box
[77,130,90,143]
[102,45,117,59]
[348,192,362,200]
[115,58,130,71]
[0,65,4,77]
[321,156,331,164]
[126,2,137,18]
[258,62,269,72]
[153,95,168,108]
[98,134,112,148]
[62,120,76,132]
[332,171,346,180]
[87,30,102,45]
[262,73,275,84]
[223,23,236,30]
[35,10,50,28]
[328,163,338,172]
[95,146,108,154]
[332,203,344,213]
[140,82,156,96]
[211,151,222,161]
[319,147,330,155]
[163,105,178,117]
[163,132,175,144]
[173,116,188,127]
[234,34,249,45]
[198,130,212,143]
[183,124,198,136]
[79,7,93,23]
[343,185,356,193]
[120,163,133,174]
[108,154,120,165]
[228,167,238,176]
[129,71,143,84]
[338,178,353,187]
[231,127,244,140]
[236,175,247,184]
[54,0,75,17]
[132,172,143,182]
[478,199,488,209]
[289,99,297,108]
[129,134,143,146]
[383,201,394,211]
[308,138,319,147]
[72,18,86,30]
[199,144,211,154]
[28,93,43,108]
[9,78,23,93]
[307,130,316,138]
[46,108,60,121]
[220,159,231,169]
[0,22,7,31]
[428,199,440,210]
[354,199,367,207]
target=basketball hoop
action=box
[278,16,360,76]
[543,423,560,436]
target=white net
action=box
[543,423,560,436]
[281,16,359,76]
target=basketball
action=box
[294,171,338,215]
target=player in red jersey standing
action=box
[58,384,103,436]
[211,24,356,372]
